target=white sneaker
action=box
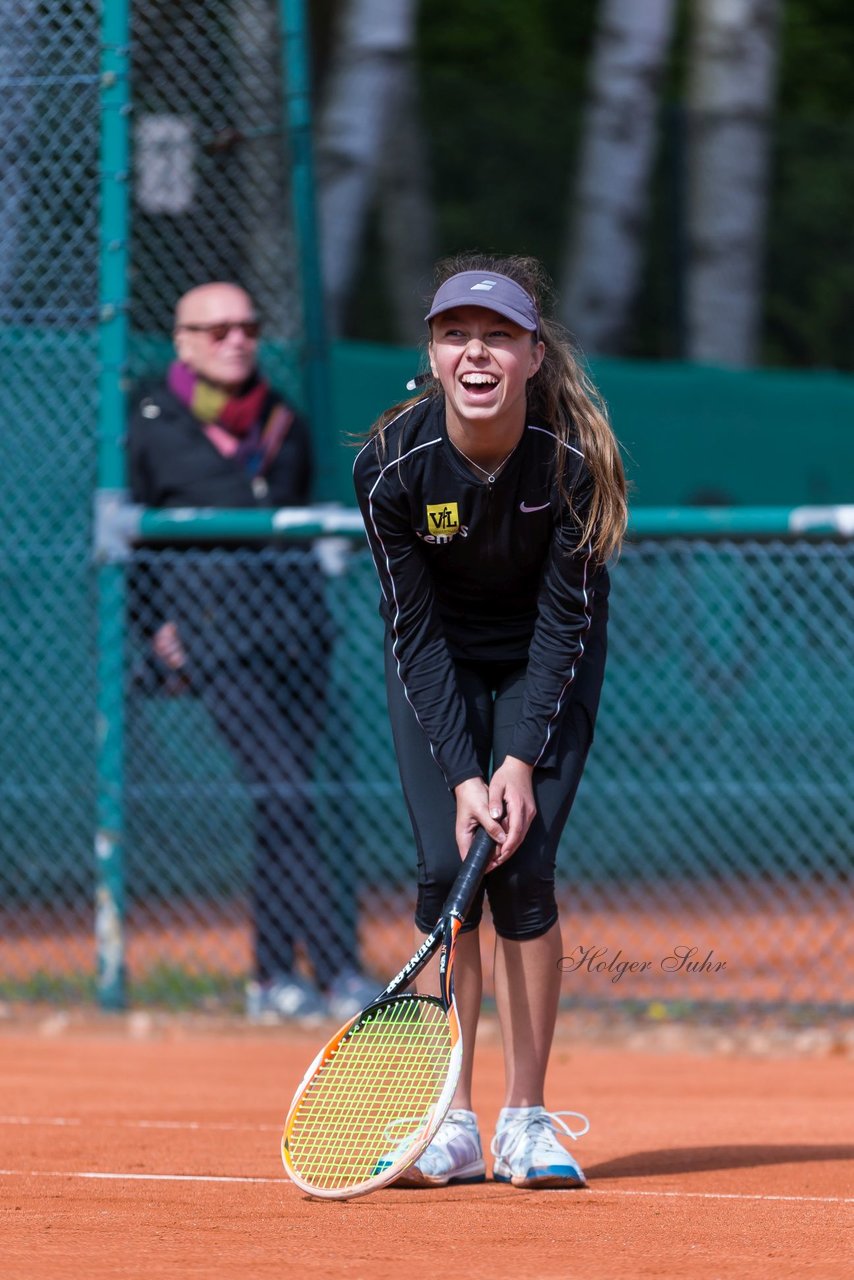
[393,1108,486,1188]
[491,1107,589,1188]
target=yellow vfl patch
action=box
[425,502,460,537]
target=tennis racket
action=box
[281,825,494,1199]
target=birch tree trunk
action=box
[559,0,676,353]
[377,54,436,345]
[315,0,420,336]
[685,0,781,366]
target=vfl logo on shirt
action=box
[421,501,467,545]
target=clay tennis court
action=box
[2,1009,850,1280]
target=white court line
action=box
[589,1188,853,1204]
[0,1169,850,1203]
[0,1115,279,1132]
[0,1170,275,1185]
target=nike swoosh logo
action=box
[519,501,550,513]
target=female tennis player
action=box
[353,253,626,1189]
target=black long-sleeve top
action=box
[353,396,610,789]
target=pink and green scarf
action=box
[168,361,294,480]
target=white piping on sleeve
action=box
[352,400,428,476]
[526,423,585,459]
[364,435,441,605]
[364,435,449,777]
[525,424,593,765]
[532,542,594,767]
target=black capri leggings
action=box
[384,635,600,941]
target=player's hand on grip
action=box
[454,777,506,863]
[487,756,536,866]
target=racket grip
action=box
[442,826,494,923]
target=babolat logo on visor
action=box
[421,502,467,544]
[470,280,497,291]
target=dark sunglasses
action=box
[177,320,261,341]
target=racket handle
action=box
[442,826,494,923]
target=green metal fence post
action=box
[278,0,334,498]
[95,0,131,1009]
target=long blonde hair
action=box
[371,252,627,561]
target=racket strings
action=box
[286,996,455,1191]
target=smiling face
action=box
[428,306,545,440]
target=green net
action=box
[0,0,308,1002]
[0,3,850,1015]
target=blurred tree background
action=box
[309,0,854,372]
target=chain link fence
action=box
[0,0,313,1002]
[117,532,854,1011]
[129,0,304,385]
[1,0,101,1003]
[1,3,851,1016]
[4,526,851,1011]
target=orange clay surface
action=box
[1,1010,851,1280]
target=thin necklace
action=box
[449,436,521,485]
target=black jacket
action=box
[127,378,329,674]
[128,380,312,510]
[353,397,610,788]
